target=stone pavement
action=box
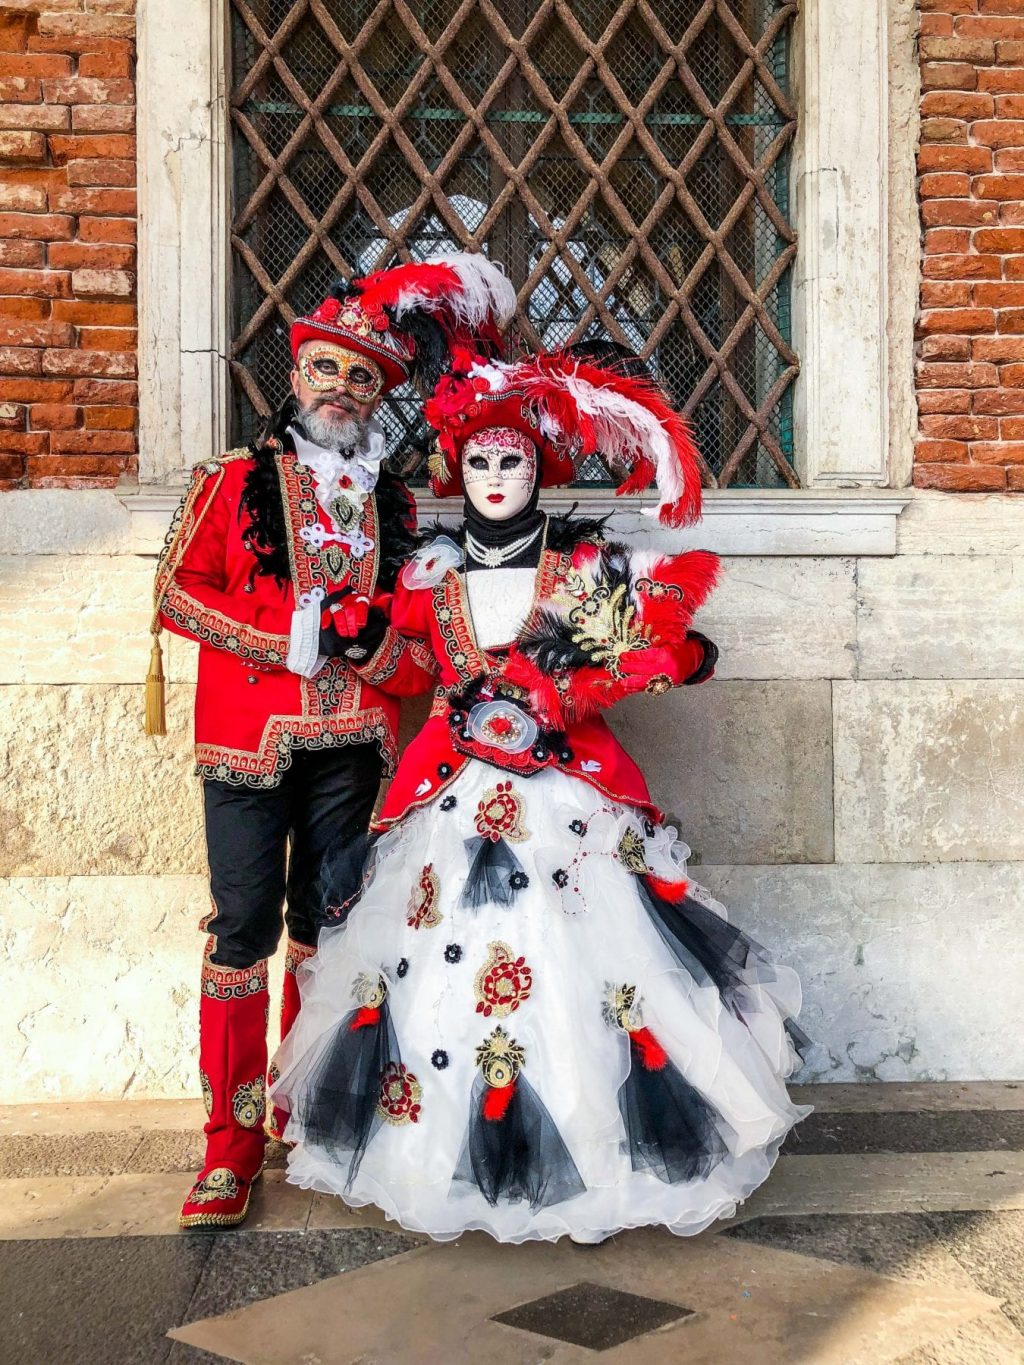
[2,1083,1024,1363]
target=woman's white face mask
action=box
[461,428,538,522]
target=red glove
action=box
[618,634,716,693]
[318,588,371,657]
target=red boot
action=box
[268,938,316,1141]
[180,950,269,1229]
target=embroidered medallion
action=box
[232,1076,266,1129]
[474,942,533,1018]
[475,1025,526,1089]
[617,826,649,875]
[354,972,387,1008]
[189,1167,239,1204]
[377,1062,422,1125]
[475,780,530,843]
[603,983,643,1033]
[200,1069,213,1117]
[407,864,442,929]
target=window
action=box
[228,0,798,488]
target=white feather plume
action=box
[429,252,518,327]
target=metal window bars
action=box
[230,0,799,488]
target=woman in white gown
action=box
[271,345,810,1244]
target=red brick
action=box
[1007,466,1024,487]
[66,157,134,187]
[48,134,134,163]
[913,463,1007,490]
[83,404,134,429]
[922,91,994,117]
[979,66,1024,91]
[78,49,133,79]
[974,173,1024,198]
[921,14,956,36]
[1005,257,1024,277]
[48,429,135,454]
[0,344,41,374]
[0,297,51,320]
[0,103,69,132]
[974,283,1024,306]
[78,215,134,244]
[974,387,1024,411]
[920,283,974,308]
[917,361,998,387]
[0,431,48,457]
[916,439,969,462]
[24,453,134,483]
[921,335,973,360]
[999,307,1024,330]
[920,172,971,197]
[0,401,25,428]
[960,16,1024,38]
[50,186,135,215]
[974,226,1024,249]
[72,377,136,403]
[29,402,79,430]
[0,320,73,347]
[983,0,1024,14]
[922,61,979,90]
[996,41,1024,65]
[1001,417,1024,438]
[0,15,33,53]
[32,14,135,41]
[918,144,993,173]
[47,242,134,270]
[997,201,1024,224]
[0,181,45,210]
[79,326,136,350]
[0,75,41,103]
[70,104,133,132]
[1000,362,1024,384]
[993,95,1024,117]
[40,76,134,105]
[922,252,1004,278]
[41,348,135,377]
[973,334,1024,358]
[0,52,71,78]
[925,228,973,252]
[971,439,1024,460]
[973,119,1024,147]
[3,377,72,402]
[922,36,996,61]
[923,199,998,226]
[53,299,135,325]
[918,389,974,413]
[995,148,1024,170]
[0,239,43,267]
[920,413,1000,439]
[0,211,73,240]
[0,129,45,160]
[0,267,70,297]
[919,307,997,335]
[920,0,976,11]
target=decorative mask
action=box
[298,342,386,403]
[461,427,538,521]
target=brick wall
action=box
[918,0,1024,493]
[0,0,136,491]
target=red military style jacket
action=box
[375,520,718,829]
[156,433,437,787]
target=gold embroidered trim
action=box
[284,939,317,975]
[200,952,269,1001]
[194,707,397,788]
[407,863,442,929]
[474,942,532,1019]
[376,1062,422,1125]
[162,585,288,666]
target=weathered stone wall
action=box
[2,488,1022,1099]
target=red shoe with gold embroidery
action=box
[180,948,270,1230]
[267,938,316,1142]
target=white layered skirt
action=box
[272,758,810,1244]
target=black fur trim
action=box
[240,447,291,586]
[373,471,420,592]
[545,509,609,552]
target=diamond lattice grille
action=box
[230,0,799,488]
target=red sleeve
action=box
[156,464,292,669]
[348,574,438,696]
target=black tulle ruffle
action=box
[452,1074,586,1211]
[291,998,399,1190]
[618,1040,728,1184]
[461,836,528,909]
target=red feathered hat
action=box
[290,253,516,395]
[424,350,705,526]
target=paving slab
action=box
[783,1109,1024,1156]
[169,1224,1001,1365]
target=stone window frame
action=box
[133,0,916,556]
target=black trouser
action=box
[202,744,384,969]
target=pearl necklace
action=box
[464,522,543,569]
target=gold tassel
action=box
[144,634,167,736]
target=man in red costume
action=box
[151,254,517,1228]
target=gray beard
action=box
[298,402,366,453]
